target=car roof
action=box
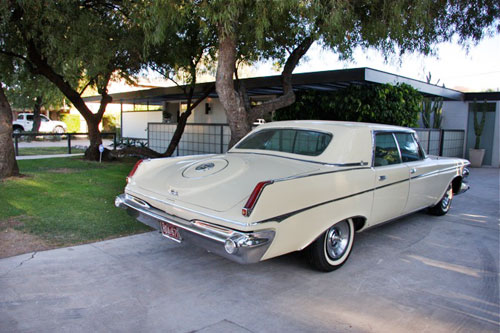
[256,120,414,133]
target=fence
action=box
[147,123,466,159]
[414,129,465,158]
[148,123,231,155]
[13,132,117,156]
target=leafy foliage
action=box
[0,0,145,160]
[60,114,81,133]
[274,83,422,127]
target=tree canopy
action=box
[0,0,145,160]
[208,0,499,145]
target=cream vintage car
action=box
[115,121,470,271]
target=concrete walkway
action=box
[0,168,498,332]
[14,139,113,160]
[16,153,84,160]
[16,139,113,148]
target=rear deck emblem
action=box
[195,162,215,171]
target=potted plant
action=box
[469,100,486,167]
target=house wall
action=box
[463,101,499,167]
[122,111,163,139]
[187,99,227,124]
[441,101,468,130]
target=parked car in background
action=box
[13,113,67,134]
[116,121,470,271]
[253,118,266,125]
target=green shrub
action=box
[60,114,81,133]
[102,113,119,132]
[275,83,422,127]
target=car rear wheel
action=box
[306,218,355,272]
[53,126,65,134]
[13,126,23,135]
[428,183,453,216]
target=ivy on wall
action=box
[274,83,422,127]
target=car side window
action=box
[394,133,423,162]
[374,133,401,167]
[40,116,49,122]
[26,115,33,121]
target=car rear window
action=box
[236,128,332,156]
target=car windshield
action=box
[236,128,332,156]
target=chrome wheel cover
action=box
[325,221,350,260]
[441,185,453,210]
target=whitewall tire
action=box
[306,218,355,272]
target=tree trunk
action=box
[26,39,109,161]
[31,96,42,132]
[215,33,252,148]
[0,84,19,179]
[163,84,214,157]
[164,109,190,156]
[84,117,103,160]
[216,30,313,148]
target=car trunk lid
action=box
[135,153,320,212]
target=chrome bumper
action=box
[457,167,470,195]
[115,194,274,264]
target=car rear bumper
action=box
[115,193,274,264]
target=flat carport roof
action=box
[82,67,466,105]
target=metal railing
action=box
[148,123,231,156]
[414,129,465,158]
[13,132,117,156]
[145,123,466,159]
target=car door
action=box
[394,132,445,214]
[369,132,410,226]
[39,115,51,132]
[25,114,34,131]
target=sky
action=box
[252,33,500,93]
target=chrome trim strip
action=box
[273,166,369,183]
[409,166,459,180]
[227,151,368,167]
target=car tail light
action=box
[127,159,143,183]
[242,181,273,217]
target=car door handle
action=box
[378,175,386,181]
[410,168,417,174]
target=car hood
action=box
[132,153,320,212]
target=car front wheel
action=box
[53,126,65,134]
[306,218,355,272]
[428,183,453,216]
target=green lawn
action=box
[17,146,85,156]
[0,157,151,247]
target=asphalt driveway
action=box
[1,168,498,332]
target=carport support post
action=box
[427,131,431,154]
[220,125,224,154]
[68,134,71,154]
[14,134,19,156]
[439,130,444,156]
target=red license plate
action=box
[160,222,182,243]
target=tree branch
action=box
[0,49,30,64]
[248,37,314,121]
